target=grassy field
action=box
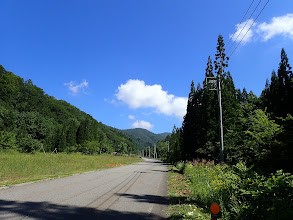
[168,166,210,220]
[0,151,142,187]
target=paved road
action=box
[0,158,169,220]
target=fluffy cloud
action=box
[131,120,154,130]
[64,80,88,95]
[257,14,293,41]
[230,19,255,43]
[229,14,293,44]
[116,79,187,119]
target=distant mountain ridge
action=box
[121,128,170,150]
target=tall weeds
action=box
[182,160,293,219]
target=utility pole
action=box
[149,146,151,158]
[204,57,224,163]
[217,57,224,163]
[154,143,157,159]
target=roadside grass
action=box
[172,161,293,220]
[168,166,210,220]
[0,151,142,187]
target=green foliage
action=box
[167,38,292,174]
[0,65,135,154]
[17,134,41,153]
[164,37,293,220]
[260,48,293,117]
[183,162,293,220]
[168,169,210,219]
[0,131,17,150]
[225,108,282,169]
[121,128,169,151]
[80,141,100,155]
[168,126,183,163]
[175,161,186,173]
[155,140,169,159]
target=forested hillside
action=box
[166,35,293,173]
[0,65,135,154]
[121,128,169,150]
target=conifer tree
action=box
[261,49,292,117]
[214,35,228,77]
[278,48,293,116]
[182,81,196,159]
[197,56,218,160]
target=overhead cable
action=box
[229,0,270,58]
[226,0,262,55]
[225,0,255,49]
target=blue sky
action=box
[1,0,293,133]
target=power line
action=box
[226,0,262,55]
[225,0,255,49]
[229,0,270,58]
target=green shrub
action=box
[175,161,186,173]
[183,162,293,219]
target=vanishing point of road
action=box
[0,158,169,220]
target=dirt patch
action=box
[107,163,124,167]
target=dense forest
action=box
[121,128,169,151]
[0,65,135,155]
[165,35,293,173]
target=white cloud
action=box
[104,98,116,104]
[64,79,88,95]
[257,14,293,41]
[230,19,255,43]
[131,120,154,130]
[229,14,293,45]
[128,115,135,120]
[115,79,187,120]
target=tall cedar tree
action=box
[214,35,239,161]
[261,48,293,117]
[182,35,240,162]
[196,56,219,160]
[182,82,204,160]
[182,81,195,159]
[260,49,293,172]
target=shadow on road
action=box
[134,160,169,166]
[169,195,197,205]
[0,199,165,220]
[116,193,169,205]
[151,170,169,173]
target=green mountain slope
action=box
[0,65,135,154]
[121,128,170,150]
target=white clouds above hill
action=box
[131,120,154,130]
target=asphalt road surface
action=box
[0,158,169,220]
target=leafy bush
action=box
[0,131,17,150]
[183,161,293,219]
[80,141,100,155]
[17,135,41,153]
[175,161,186,173]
